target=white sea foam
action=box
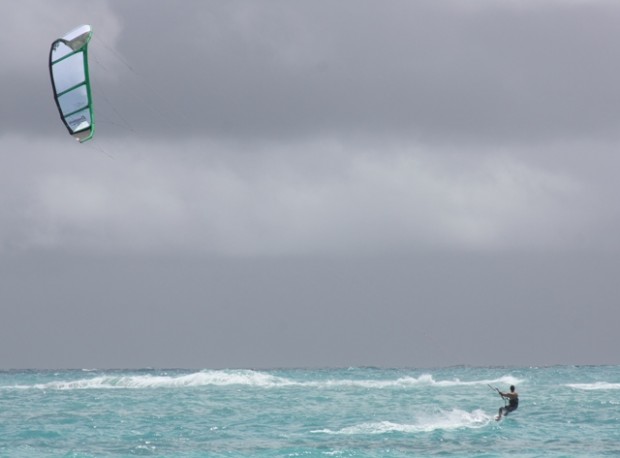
[313,409,492,435]
[566,382,620,390]
[307,374,521,389]
[13,370,292,390]
[8,370,523,391]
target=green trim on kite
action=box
[57,81,87,98]
[50,47,82,65]
[81,45,95,142]
[63,104,90,119]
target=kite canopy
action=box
[49,25,95,143]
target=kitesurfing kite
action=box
[49,25,95,142]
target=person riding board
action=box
[496,385,518,420]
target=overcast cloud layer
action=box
[1,1,620,368]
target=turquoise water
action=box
[0,366,619,457]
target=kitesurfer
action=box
[496,385,518,420]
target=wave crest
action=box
[12,370,290,390]
[6,370,523,391]
[567,382,620,391]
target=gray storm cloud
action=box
[0,136,590,256]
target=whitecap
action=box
[12,370,293,390]
[566,382,620,390]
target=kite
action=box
[49,25,95,142]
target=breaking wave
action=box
[567,382,620,390]
[5,370,522,391]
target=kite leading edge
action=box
[49,25,95,143]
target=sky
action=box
[1,0,620,369]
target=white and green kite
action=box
[49,25,95,143]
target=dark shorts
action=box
[504,404,518,414]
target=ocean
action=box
[0,366,618,457]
